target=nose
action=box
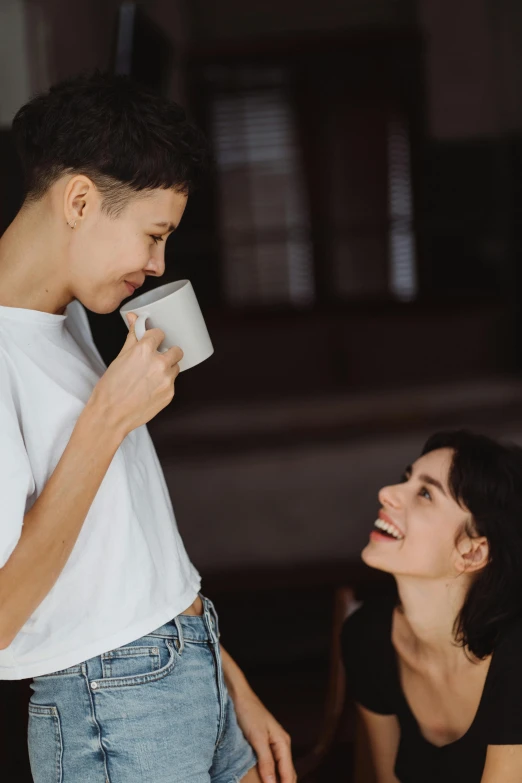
[378,483,402,510]
[144,252,166,278]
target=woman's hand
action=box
[234,690,295,783]
[220,646,296,783]
[88,312,183,438]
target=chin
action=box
[361,542,396,574]
[76,292,125,315]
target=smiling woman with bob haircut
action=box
[342,430,522,783]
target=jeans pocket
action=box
[93,638,178,689]
[28,705,63,783]
[101,644,162,679]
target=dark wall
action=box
[0,130,24,234]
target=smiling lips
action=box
[372,514,405,541]
[124,280,142,295]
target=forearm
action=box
[0,400,122,647]
[220,645,257,703]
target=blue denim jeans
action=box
[28,596,257,782]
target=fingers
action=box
[140,327,167,352]
[255,742,277,783]
[272,734,296,783]
[124,316,183,367]
[163,345,184,367]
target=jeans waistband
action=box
[145,594,220,649]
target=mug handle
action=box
[133,312,168,354]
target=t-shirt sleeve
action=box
[0,351,35,568]
[485,622,522,745]
[341,600,397,715]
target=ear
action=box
[63,175,95,228]
[455,535,489,575]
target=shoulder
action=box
[488,616,522,685]
[488,616,522,682]
[496,615,522,650]
[483,617,522,745]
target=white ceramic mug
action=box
[120,280,214,372]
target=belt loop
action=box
[174,615,185,654]
[203,596,220,642]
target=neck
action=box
[394,574,471,658]
[0,200,73,315]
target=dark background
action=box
[1,0,522,779]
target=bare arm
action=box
[220,645,296,783]
[481,745,522,783]
[0,316,182,648]
[0,402,121,648]
[357,704,401,783]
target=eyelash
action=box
[150,235,164,244]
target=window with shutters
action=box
[388,116,416,301]
[211,79,315,307]
[323,100,417,301]
[193,39,420,309]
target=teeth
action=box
[374,518,404,540]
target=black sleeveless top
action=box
[341,599,522,783]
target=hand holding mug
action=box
[120,280,214,372]
[90,313,184,437]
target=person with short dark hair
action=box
[0,71,295,783]
[342,430,522,783]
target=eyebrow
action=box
[404,465,448,497]
[153,221,177,233]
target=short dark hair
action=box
[12,71,208,215]
[422,430,522,659]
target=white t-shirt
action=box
[0,300,200,680]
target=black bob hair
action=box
[11,71,208,214]
[422,430,522,659]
